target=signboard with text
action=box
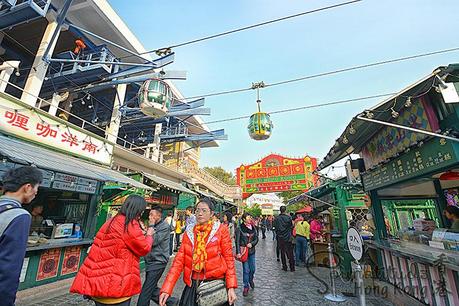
[346,227,363,261]
[361,96,439,170]
[0,94,113,165]
[362,138,459,190]
[237,154,319,199]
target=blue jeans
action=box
[242,253,256,288]
[295,236,308,264]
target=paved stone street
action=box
[16,233,394,306]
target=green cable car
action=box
[139,78,172,118]
[248,99,273,140]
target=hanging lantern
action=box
[247,83,273,140]
[139,78,172,118]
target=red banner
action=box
[36,248,61,281]
[61,246,82,275]
[236,154,319,199]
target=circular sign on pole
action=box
[346,227,364,261]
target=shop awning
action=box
[195,189,223,202]
[142,172,195,195]
[318,64,459,170]
[0,134,153,190]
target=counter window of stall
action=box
[27,189,90,247]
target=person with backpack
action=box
[0,166,43,306]
[274,206,295,272]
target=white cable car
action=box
[139,78,172,118]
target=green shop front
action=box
[319,64,459,305]
[97,172,195,229]
[289,178,370,275]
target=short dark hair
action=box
[225,211,233,222]
[2,166,43,193]
[197,197,215,212]
[151,205,162,214]
[186,206,194,212]
[167,211,172,216]
[32,203,44,209]
[242,212,252,221]
[445,205,459,218]
[280,206,287,213]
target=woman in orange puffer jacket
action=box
[159,197,237,306]
[70,195,154,306]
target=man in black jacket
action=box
[138,206,178,306]
[274,206,295,272]
[0,166,42,306]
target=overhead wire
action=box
[180,46,459,101]
[120,0,362,59]
[203,92,396,125]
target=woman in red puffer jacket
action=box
[159,197,237,306]
[70,195,154,306]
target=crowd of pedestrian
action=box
[0,165,326,306]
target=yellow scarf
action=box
[192,221,214,272]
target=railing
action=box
[179,160,242,200]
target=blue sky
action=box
[110,0,459,174]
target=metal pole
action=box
[354,261,366,306]
[356,115,459,143]
[324,243,347,302]
[43,0,74,61]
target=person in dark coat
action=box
[0,166,42,306]
[138,206,178,306]
[235,213,259,297]
[260,215,267,239]
[274,206,295,272]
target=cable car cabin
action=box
[139,79,172,118]
[0,0,51,30]
[248,112,273,140]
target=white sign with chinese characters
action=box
[346,227,364,261]
[0,94,113,165]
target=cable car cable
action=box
[180,46,459,101]
[120,0,362,59]
[203,92,396,124]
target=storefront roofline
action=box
[0,133,154,190]
[139,172,195,195]
[113,145,189,181]
[318,64,459,170]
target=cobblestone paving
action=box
[17,232,394,306]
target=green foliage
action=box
[244,204,262,217]
[286,202,307,213]
[203,166,236,185]
[279,190,304,203]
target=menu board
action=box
[362,138,458,191]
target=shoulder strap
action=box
[0,207,29,237]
